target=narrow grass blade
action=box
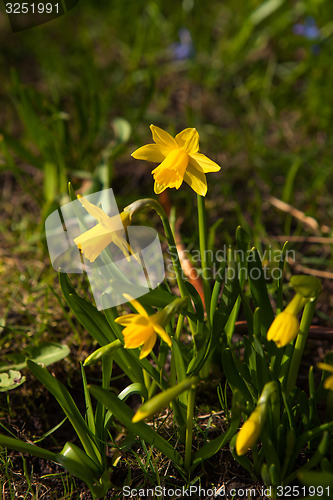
[89,385,183,469]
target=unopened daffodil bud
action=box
[236,381,278,456]
[236,405,264,456]
[267,275,322,349]
[290,275,322,300]
[83,339,122,366]
[132,376,199,423]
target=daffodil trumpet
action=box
[267,294,306,348]
[74,195,135,264]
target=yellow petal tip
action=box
[132,411,145,423]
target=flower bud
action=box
[132,376,199,423]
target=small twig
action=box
[288,261,333,280]
[268,196,327,234]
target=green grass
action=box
[1,0,333,496]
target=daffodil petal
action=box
[189,152,221,173]
[183,163,207,196]
[78,196,110,224]
[318,363,333,374]
[114,314,138,325]
[150,124,177,150]
[131,144,166,162]
[139,331,157,358]
[324,375,333,390]
[175,128,199,154]
[123,296,149,318]
[154,324,172,347]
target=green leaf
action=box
[43,162,58,202]
[191,416,240,471]
[0,434,58,461]
[59,273,112,346]
[139,286,179,308]
[247,247,274,331]
[89,385,183,469]
[185,281,204,323]
[58,442,102,482]
[299,471,333,488]
[56,443,110,498]
[112,117,131,144]
[0,342,70,373]
[276,241,289,311]
[187,258,239,377]
[213,258,240,342]
[0,370,26,391]
[235,226,250,287]
[222,349,254,404]
[104,383,148,431]
[27,360,101,466]
[60,273,143,384]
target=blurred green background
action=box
[1,0,333,214]
[1,0,333,320]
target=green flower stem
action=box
[175,314,184,342]
[185,384,196,472]
[125,199,195,332]
[286,300,317,395]
[197,195,211,318]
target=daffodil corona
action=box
[267,293,307,348]
[266,311,300,348]
[131,125,221,196]
[74,196,133,263]
[115,296,172,359]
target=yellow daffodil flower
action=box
[74,195,133,263]
[317,362,333,390]
[236,407,263,455]
[131,125,221,196]
[115,295,171,359]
